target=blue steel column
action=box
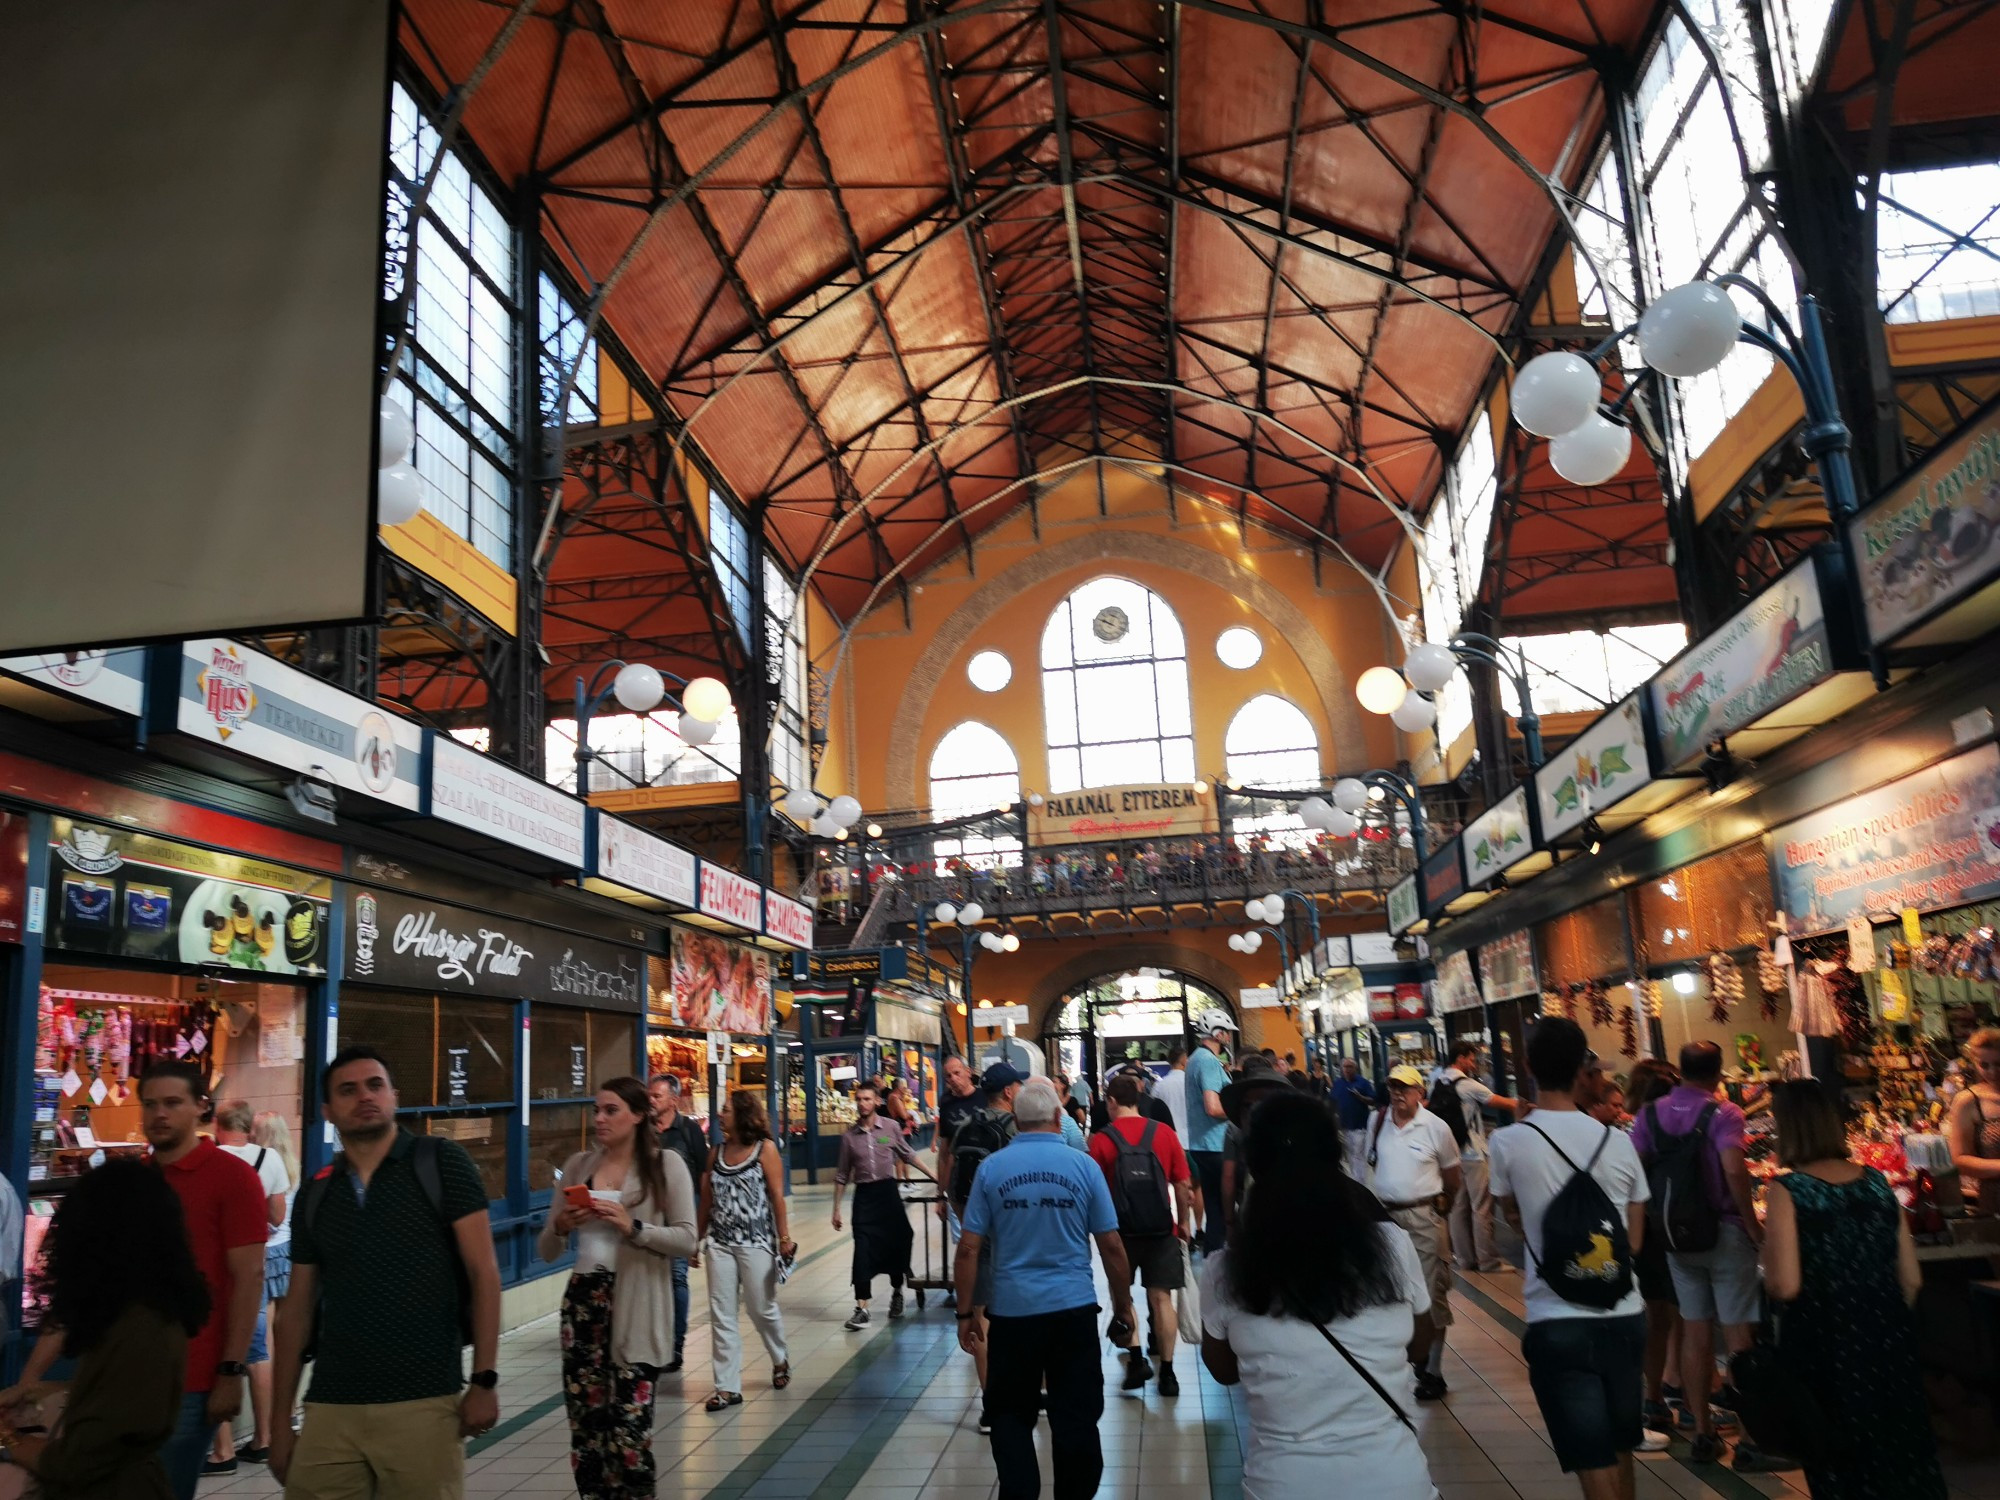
[302,888,348,1177]
[1,811,51,1379]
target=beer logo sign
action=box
[196,646,256,739]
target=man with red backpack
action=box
[1088,1073,1195,1397]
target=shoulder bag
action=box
[1305,1318,1415,1432]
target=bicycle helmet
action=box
[1193,1006,1238,1036]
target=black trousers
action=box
[1187,1149,1226,1252]
[986,1304,1104,1500]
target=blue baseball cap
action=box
[981,1062,1029,1092]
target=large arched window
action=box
[1225,694,1322,848]
[1041,578,1194,792]
[929,722,1023,868]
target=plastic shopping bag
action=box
[1176,1239,1202,1344]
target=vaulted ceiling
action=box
[400,0,1674,640]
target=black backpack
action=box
[1427,1074,1472,1150]
[948,1107,1016,1208]
[1518,1122,1635,1311]
[1639,1100,1722,1253]
[296,1135,472,1356]
[1102,1120,1173,1236]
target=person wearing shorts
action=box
[1364,1064,1462,1400]
[1088,1074,1196,1397]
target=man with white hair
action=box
[957,1078,1134,1500]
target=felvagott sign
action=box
[1027,783,1216,845]
[347,886,642,1011]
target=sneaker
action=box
[1413,1370,1448,1401]
[1121,1352,1154,1390]
[1688,1433,1726,1465]
[977,1409,993,1436]
[201,1458,238,1477]
[1641,1399,1674,1433]
[1158,1365,1180,1398]
[1636,1429,1671,1453]
[844,1305,870,1331]
[889,1290,905,1320]
[1732,1444,1800,1473]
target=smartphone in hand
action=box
[563,1185,593,1211]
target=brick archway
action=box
[1020,940,1247,1037]
[883,528,1368,806]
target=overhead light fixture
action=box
[1355,665,1408,715]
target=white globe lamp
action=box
[1227,934,1245,952]
[782,788,820,824]
[681,676,732,722]
[1325,807,1359,837]
[377,462,424,526]
[678,713,717,745]
[1403,642,1458,695]
[827,795,863,829]
[1002,933,1021,953]
[959,902,985,926]
[1391,693,1439,732]
[612,662,666,713]
[1332,777,1369,814]
[810,812,838,838]
[934,902,958,925]
[1243,931,1263,953]
[1511,351,1602,437]
[378,398,415,467]
[1299,796,1333,831]
[1550,412,1632,486]
[1638,281,1742,378]
[1356,665,1409,716]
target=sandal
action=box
[773,1364,791,1390]
[705,1391,743,1413]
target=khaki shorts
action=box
[1385,1203,1453,1329]
[286,1392,465,1500]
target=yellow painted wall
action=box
[380,510,518,635]
[839,463,1406,814]
[805,589,855,801]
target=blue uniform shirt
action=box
[1183,1046,1230,1153]
[1331,1075,1377,1131]
[962,1131,1118,1317]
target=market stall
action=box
[646,924,777,1136]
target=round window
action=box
[967,650,1012,692]
[1216,627,1263,669]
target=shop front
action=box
[874,989,944,1151]
[646,923,777,1138]
[341,882,644,1286]
[1366,982,1435,1080]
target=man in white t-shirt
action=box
[1364,1065,1461,1401]
[1434,1039,1521,1273]
[1489,1020,1651,1500]
[209,1100,289,1476]
[1155,1044,1192,1141]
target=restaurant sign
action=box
[1422,842,1465,911]
[762,891,814,949]
[427,734,587,865]
[1027,783,1214,845]
[591,815,698,906]
[1850,402,2000,646]
[1650,559,1833,771]
[697,863,763,930]
[1536,693,1652,843]
[1770,742,2000,933]
[1387,873,1421,934]
[1462,786,1535,888]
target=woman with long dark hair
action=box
[1200,1092,1437,1499]
[1762,1082,1945,1499]
[0,1157,210,1498]
[698,1089,794,1412]
[538,1076,699,1498]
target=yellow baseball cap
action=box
[1388,1064,1426,1088]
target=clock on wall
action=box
[1092,605,1131,643]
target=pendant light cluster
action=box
[377,398,423,526]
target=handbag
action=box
[1728,1309,1844,1467]
[1175,1240,1202,1344]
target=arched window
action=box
[1041,577,1194,792]
[929,722,1023,868]
[1225,694,1322,848]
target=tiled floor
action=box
[198,1189,2000,1499]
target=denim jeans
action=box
[160,1389,216,1500]
[671,1256,691,1357]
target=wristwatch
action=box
[468,1369,499,1390]
[216,1361,249,1378]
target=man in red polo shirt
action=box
[1087,1072,1195,1396]
[141,1061,269,1500]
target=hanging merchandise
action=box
[1585,979,1613,1027]
[1541,986,1571,1021]
[1845,913,1877,972]
[1827,964,1872,1053]
[1878,969,1911,1024]
[1793,960,1842,1038]
[1640,979,1665,1020]
[1945,925,1997,981]
[1619,1005,1639,1058]
[1704,952,1745,1023]
[1755,945,1786,1017]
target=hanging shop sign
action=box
[1351,931,1401,966]
[879,997,943,1045]
[793,946,910,984]
[667,925,773,1034]
[48,815,333,974]
[426,734,586,865]
[1433,948,1482,1013]
[1650,558,1837,771]
[346,886,642,1011]
[0,647,149,716]
[589,814,698,906]
[1462,786,1536,888]
[1027,783,1213,845]
[762,890,814,949]
[1387,873,1421,935]
[160,640,424,810]
[1367,988,1398,1022]
[1316,936,1351,970]
[1535,692,1657,842]
[1422,842,1464,912]
[1850,400,2000,648]
[972,1003,1029,1029]
[0,811,28,943]
[697,862,763,930]
[1770,741,2000,934]
[1480,930,1539,1004]
[1240,986,1281,1010]
[1396,983,1428,1019]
